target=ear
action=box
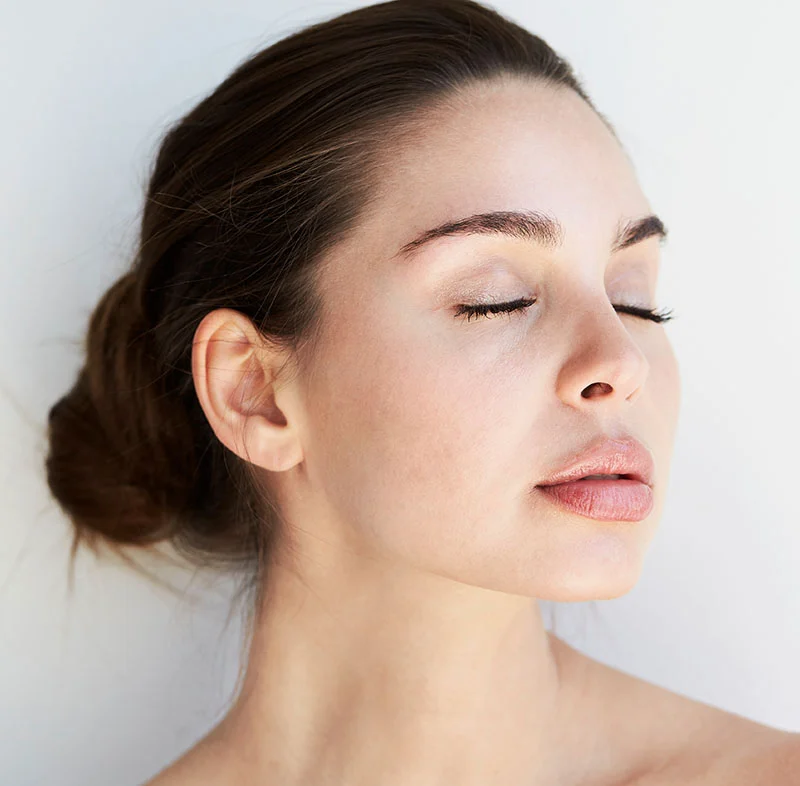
[191,308,304,472]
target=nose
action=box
[555,297,650,410]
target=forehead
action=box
[357,76,649,261]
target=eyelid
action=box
[433,254,658,313]
[430,258,521,299]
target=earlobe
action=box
[191,308,303,472]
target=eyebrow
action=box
[392,209,668,260]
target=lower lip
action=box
[535,478,654,521]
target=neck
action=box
[213,553,586,786]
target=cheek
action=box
[306,305,537,559]
[332,323,504,488]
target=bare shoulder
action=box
[548,634,799,785]
[713,731,800,784]
[138,752,202,786]
[138,724,234,786]
[660,729,800,785]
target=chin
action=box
[540,546,646,602]
[543,573,642,603]
[440,546,646,603]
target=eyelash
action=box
[453,297,676,324]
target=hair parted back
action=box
[45,0,600,608]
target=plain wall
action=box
[1,1,798,783]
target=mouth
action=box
[537,472,645,487]
[573,473,625,481]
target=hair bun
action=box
[45,272,195,552]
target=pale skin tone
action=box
[145,77,799,785]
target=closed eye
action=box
[453,297,675,324]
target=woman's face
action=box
[288,76,680,602]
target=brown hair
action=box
[45,0,602,613]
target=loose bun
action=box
[46,272,195,550]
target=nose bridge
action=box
[555,289,650,406]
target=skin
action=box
[144,76,795,785]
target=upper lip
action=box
[536,435,654,487]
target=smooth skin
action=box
[145,76,798,785]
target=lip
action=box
[534,435,655,522]
[536,435,655,488]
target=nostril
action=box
[581,382,613,398]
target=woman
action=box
[44,0,799,783]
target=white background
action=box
[1,1,798,784]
